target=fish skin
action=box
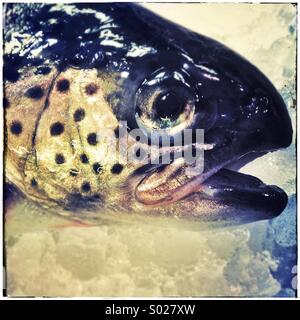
[4,3,293,226]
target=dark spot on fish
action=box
[3,97,10,109]
[132,163,163,176]
[65,192,102,211]
[10,121,22,135]
[30,178,38,187]
[73,108,85,122]
[4,183,20,210]
[70,169,79,177]
[111,163,123,174]
[55,153,65,164]
[4,67,19,82]
[56,79,70,92]
[87,133,98,145]
[85,83,99,95]
[50,122,64,136]
[136,148,141,157]
[57,61,68,72]
[80,153,89,164]
[25,86,44,100]
[93,162,102,174]
[4,54,21,82]
[81,182,91,193]
[35,66,51,75]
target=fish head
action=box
[4,4,293,226]
[110,5,293,225]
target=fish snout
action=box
[249,74,293,152]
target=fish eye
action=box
[135,69,197,136]
[154,91,185,120]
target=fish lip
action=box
[198,169,288,219]
[134,154,288,218]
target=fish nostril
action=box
[255,80,292,149]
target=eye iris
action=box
[134,68,197,133]
[154,92,184,120]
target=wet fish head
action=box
[4,4,292,226]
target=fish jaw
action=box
[131,166,288,225]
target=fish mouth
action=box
[134,152,288,220]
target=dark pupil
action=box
[154,92,184,120]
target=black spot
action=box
[10,121,22,135]
[87,133,98,145]
[55,153,65,164]
[56,79,70,92]
[4,67,19,82]
[4,63,20,83]
[4,54,22,82]
[111,163,124,174]
[81,182,91,193]
[93,162,102,174]
[3,97,10,109]
[65,192,103,211]
[80,153,89,164]
[70,169,79,177]
[136,148,141,157]
[85,83,99,95]
[73,108,85,122]
[57,61,68,72]
[4,183,19,206]
[35,66,51,75]
[25,86,44,100]
[30,178,38,187]
[50,122,64,136]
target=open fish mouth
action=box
[134,152,288,220]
